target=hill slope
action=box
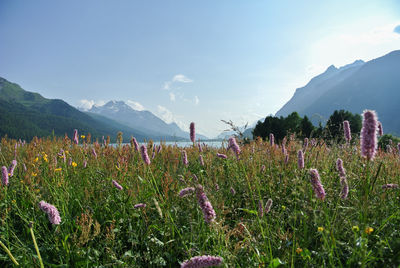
[276,50,400,134]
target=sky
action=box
[1,0,400,137]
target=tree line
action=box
[252,110,362,142]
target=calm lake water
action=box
[114,140,226,148]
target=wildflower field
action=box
[1,125,400,266]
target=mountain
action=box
[0,77,150,141]
[87,101,208,140]
[275,50,400,135]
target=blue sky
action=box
[1,0,400,137]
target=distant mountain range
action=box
[276,50,400,135]
[85,101,208,140]
[0,77,206,141]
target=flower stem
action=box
[29,225,44,268]
[0,239,19,266]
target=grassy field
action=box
[0,134,399,267]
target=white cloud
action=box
[172,74,193,83]
[155,105,186,130]
[310,22,400,71]
[194,96,199,105]
[169,92,176,101]
[126,100,145,111]
[77,99,106,110]
[163,81,171,90]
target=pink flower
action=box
[336,158,346,177]
[228,137,241,159]
[297,150,304,169]
[216,153,227,159]
[179,187,195,197]
[382,184,399,189]
[360,110,378,161]
[131,137,139,151]
[343,120,351,142]
[38,201,61,225]
[181,255,223,268]
[340,177,349,199]
[73,129,79,145]
[140,145,151,165]
[377,121,383,136]
[2,166,9,186]
[182,150,189,166]
[190,122,196,143]
[8,160,17,177]
[309,169,326,200]
[199,155,204,166]
[269,133,274,146]
[196,185,216,223]
[134,203,146,209]
[112,180,123,190]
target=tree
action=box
[325,110,362,141]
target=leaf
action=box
[268,258,284,268]
[238,208,258,215]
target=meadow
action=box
[0,130,399,267]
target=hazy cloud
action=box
[194,96,199,105]
[155,105,186,130]
[172,74,193,83]
[78,99,106,110]
[394,25,400,34]
[126,100,145,111]
[169,92,176,101]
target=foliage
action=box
[325,110,362,141]
[0,134,399,266]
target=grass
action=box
[0,135,399,267]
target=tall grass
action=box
[0,135,399,266]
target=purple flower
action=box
[152,151,156,159]
[198,143,203,153]
[190,122,196,143]
[199,155,204,166]
[336,158,346,177]
[196,185,216,223]
[216,153,227,159]
[8,160,17,177]
[131,137,139,152]
[230,187,236,195]
[182,150,189,166]
[309,169,326,200]
[73,129,79,145]
[343,120,351,142]
[297,150,304,169]
[134,203,146,209]
[112,180,123,190]
[269,133,274,146]
[2,166,9,186]
[285,154,289,164]
[179,187,195,197]
[181,255,223,268]
[360,110,378,161]
[281,144,286,154]
[228,137,241,159]
[382,184,399,189]
[91,148,97,159]
[83,160,87,168]
[378,121,383,136]
[157,145,162,154]
[303,138,309,151]
[258,200,264,218]
[38,201,61,225]
[265,198,273,213]
[140,145,151,165]
[340,177,349,199]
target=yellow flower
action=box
[81,135,86,139]
[72,162,77,167]
[32,172,37,177]
[65,151,69,155]
[318,227,324,232]
[365,227,374,235]
[352,225,359,232]
[54,168,62,172]
[34,157,39,162]
[43,156,48,162]
[296,248,303,254]
[281,205,286,210]
[115,165,121,171]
